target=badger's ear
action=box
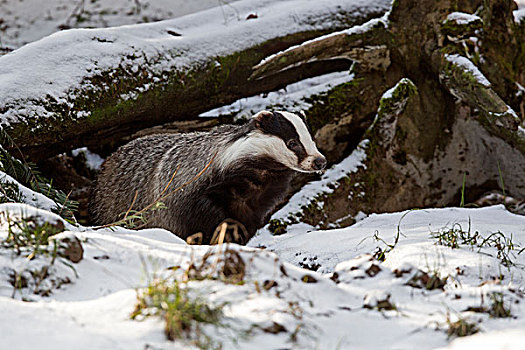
[297,110,313,134]
[252,110,275,130]
[298,110,308,123]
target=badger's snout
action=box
[298,153,326,172]
[312,156,326,171]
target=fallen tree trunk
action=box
[0,0,390,160]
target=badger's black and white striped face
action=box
[252,111,326,172]
[221,110,326,172]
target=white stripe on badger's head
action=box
[275,111,326,172]
[218,110,326,173]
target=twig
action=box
[64,0,86,28]
[152,152,217,209]
[218,0,240,24]
[123,190,139,221]
[134,0,142,14]
[160,166,181,198]
[56,190,74,217]
[186,232,203,245]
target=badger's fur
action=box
[90,110,326,244]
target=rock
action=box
[52,232,84,263]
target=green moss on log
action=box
[441,16,483,38]
[377,78,418,118]
[303,78,363,134]
[441,54,520,136]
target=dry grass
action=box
[431,222,521,267]
[445,314,480,338]
[131,277,223,348]
[132,244,248,346]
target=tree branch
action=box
[250,16,391,80]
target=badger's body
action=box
[91,111,325,244]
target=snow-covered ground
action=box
[1,151,525,349]
[2,1,525,349]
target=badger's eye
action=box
[287,139,300,150]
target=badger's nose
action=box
[313,156,327,170]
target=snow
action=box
[514,8,525,23]
[200,70,355,119]
[379,78,411,100]
[0,171,59,212]
[0,203,77,233]
[517,82,525,98]
[519,126,525,138]
[2,193,525,349]
[0,0,390,128]
[71,147,105,171]
[445,54,491,87]
[442,327,525,350]
[445,12,482,25]
[0,290,165,349]
[512,0,525,22]
[0,0,230,53]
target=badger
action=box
[90,110,326,244]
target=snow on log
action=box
[250,14,391,80]
[515,8,525,23]
[0,0,390,159]
[440,54,521,133]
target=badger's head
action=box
[241,110,326,173]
